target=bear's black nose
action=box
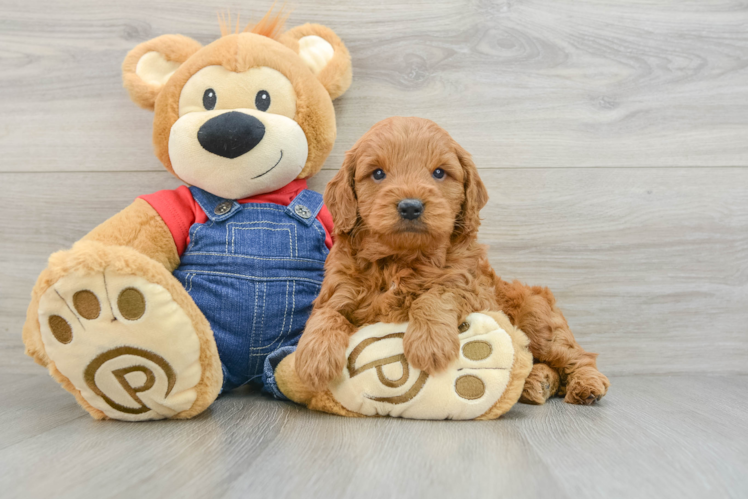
[397,199,424,220]
[197,111,265,159]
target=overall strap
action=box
[189,186,242,222]
[285,189,324,226]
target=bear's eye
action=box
[255,90,271,112]
[372,169,386,182]
[203,89,216,110]
[432,168,446,180]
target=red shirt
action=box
[139,179,333,256]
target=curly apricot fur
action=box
[295,117,610,404]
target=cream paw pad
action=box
[276,311,533,420]
[37,270,204,421]
[31,242,223,421]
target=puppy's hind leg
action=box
[519,363,560,405]
[498,281,610,405]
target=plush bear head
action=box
[122,11,351,199]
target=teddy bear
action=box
[21,10,352,421]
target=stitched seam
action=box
[239,207,286,213]
[186,221,212,252]
[311,220,330,256]
[289,280,295,339]
[249,282,260,368]
[186,224,197,252]
[261,282,267,347]
[250,280,289,350]
[190,190,210,216]
[294,191,324,213]
[230,227,293,256]
[178,252,326,264]
[54,288,85,330]
[175,270,323,284]
[280,280,289,346]
[225,221,297,255]
[102,270,117,321]
[229,220,297,226]
[287,200,318,227]
[310,220,324,238]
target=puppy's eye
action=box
[203,88,216,110]
[255,90,271,112]
[372,169,386,182]
[432,168,446,180]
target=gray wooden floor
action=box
[1,0,748,497]
[1,374,747,498]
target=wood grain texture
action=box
[2,168,747,376]
[1,0,747,173]
[0,373,746,498]
[2,1,748,497]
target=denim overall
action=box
[173,186,328,396]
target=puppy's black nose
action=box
[197,111,265,159]
[398,199,424,220]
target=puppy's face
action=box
[326,117,488,253]
[354,124,465,247]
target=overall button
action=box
[294,204,312,219]
[214,201,232,215]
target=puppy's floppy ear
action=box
[280,24,352,100]
[453,143,489,242]
[324,147,358,234]
[122,34,202,110]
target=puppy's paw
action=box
[403,320,460,374]
[564,366,610,405]
[520,363,560,405]
[295,332,348,392]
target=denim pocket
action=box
[226,221,298,258]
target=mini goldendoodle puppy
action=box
[295,117,609,405]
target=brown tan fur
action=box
[24,12,352,419]
[23,241,223,419]
[123,22,350,180]
[82,199,180,271]
[295,117,610,405]
[23,201,178,369]
[217,8,290,39]
[520,363,561,405]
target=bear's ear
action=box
[122,34,202,110]
[280,24,352,100]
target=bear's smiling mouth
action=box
[251,150,284,179]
